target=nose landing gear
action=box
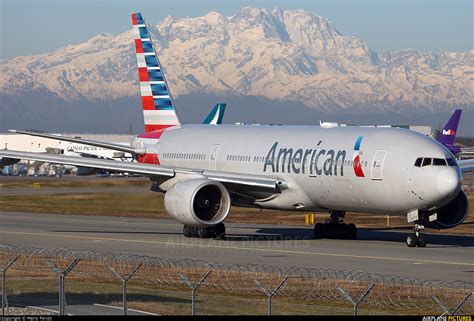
[313,211,357,240]
[406,224,427,247]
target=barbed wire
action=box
[0,243,472,314]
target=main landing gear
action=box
[313,211,357,240]
[406,224,427,248]
[183,223,226,239]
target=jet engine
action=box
[425,190,469,229]
[164,178,231,227]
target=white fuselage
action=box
[135,124,461,215]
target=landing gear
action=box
[183,223,226,239]
[406,224,427,248]
[313,211,357,240]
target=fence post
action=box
[253,276,289,316]
[58,259,80,316]
[109,263,143,316]
[337,283,375,316]
[178,270,212,316]
[452,293,473,315]
[432,295,451,315]
[1,255,19,316]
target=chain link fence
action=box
[0,243,472,315]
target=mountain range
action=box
[0,7,473,134]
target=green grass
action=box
[4,276,438,315]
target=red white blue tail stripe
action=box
[353,136,365,177]
[132,12,180,133]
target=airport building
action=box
[0,133,133,154]
[0,133,134,176]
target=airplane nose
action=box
[437,168,461,198]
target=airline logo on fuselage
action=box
[353,136,365,177]
[442,129,455,136]
[263,137,366,178]
[263,141,347,176]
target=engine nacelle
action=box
[164,178,231,227]
[425,190,469,229]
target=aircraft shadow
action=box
[245,227,474,247]
[52,227,473,247]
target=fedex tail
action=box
[437,109,461,155]
[132,12,180,133]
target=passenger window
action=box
[433,158,447,166]
[422,158,432,167]
[414,158,422,167]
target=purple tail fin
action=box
[437,109,461,154]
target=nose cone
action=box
[437,168,461,198]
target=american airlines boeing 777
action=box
[1,13,472,248]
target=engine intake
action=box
[425,190,469,229]
[164,178,231,227]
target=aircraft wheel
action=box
[347,223,357,239]
[406,234,417,247]
[314,223,324,239]
[213,223,226,239]
[417,234,427,247]
[183,225,193,238]
[191,226,199,238]
[197,227,212,238]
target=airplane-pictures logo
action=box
[353,136,365,177]
[262,136,366,178]
[442,129,456,136]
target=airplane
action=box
[2,12,473,248]
[436,109,474,156]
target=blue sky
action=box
[0,0,472,59]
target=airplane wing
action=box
[0,150,281,190]
[458,159,474,173]
[460,147,474,153]
[8,130,145,155]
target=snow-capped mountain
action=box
[1,7,473,115]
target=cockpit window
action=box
[415,157,456,167]
[433,158,447,166]
[446,158,457,166]
[422,158,432,167]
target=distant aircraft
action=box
[2,13,473,248]
[436,109,474,156]
[203,103,226,125]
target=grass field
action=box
[3,274,444,315]
[0,176,473,235]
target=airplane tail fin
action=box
[132,13,180,133]
[437,109,461,148]
[203,104,226,125]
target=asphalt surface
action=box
[7,295,156,315]
[0,211,473,283]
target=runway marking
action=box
[1,230,473,267]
